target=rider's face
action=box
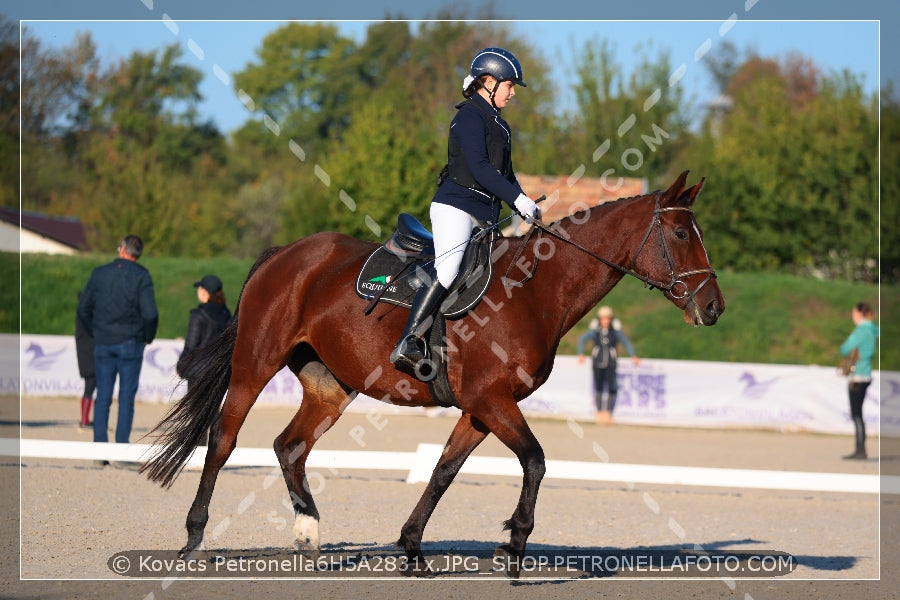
[481,77,517,108]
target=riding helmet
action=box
[470,47,527,87]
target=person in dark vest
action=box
[390,47,541,372]
[176,274,232,387]
[577,306,640,424]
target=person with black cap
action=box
[390,46,541,374]
[176,274,232,388]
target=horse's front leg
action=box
[397,412,489,574]
[472,398,546,578]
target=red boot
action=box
[80,396,93,427]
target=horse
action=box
[141,170,725,577]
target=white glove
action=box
[514,193,541,221]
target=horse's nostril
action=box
[706,300,719,317]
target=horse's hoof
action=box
[178,541,205,560]
[493,545,521,579]
[293,540,320,560]
[400,555,435,578]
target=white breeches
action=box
[430,202,481,288]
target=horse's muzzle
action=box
[685,294,724,326]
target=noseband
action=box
[507,192,716,306]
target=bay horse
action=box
[141,170,724,577]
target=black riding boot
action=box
[389,275,448,372]
[843,416,867,460]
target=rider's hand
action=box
[514,194,542,221]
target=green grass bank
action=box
[4,251,894,370]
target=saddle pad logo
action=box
[361,274,399,294]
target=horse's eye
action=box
[674,229,688,241]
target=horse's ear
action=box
[678,176,705,207]
[662,170,690,203]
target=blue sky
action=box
[24,19,880,134]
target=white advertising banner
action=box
[8,334,897,436]
[10,334,300,407]
[522,356,894,436]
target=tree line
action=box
[3,17,893,282]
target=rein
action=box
[504,192,717,304]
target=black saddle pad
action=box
[356,228,496,319]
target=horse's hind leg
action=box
[397,413,490,571]
[273,358,351,555]
[181,379,268,556]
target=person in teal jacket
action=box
[839,301,878,460]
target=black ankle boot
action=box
[842,447,867,460]
[843,417,867,460]
[390,275,447,372]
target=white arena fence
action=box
[7,334,898,437]
[1,438,895,495]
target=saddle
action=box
[355,213,497,319]
[386,213,435,258]
[356,214,498,409]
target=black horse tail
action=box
[140,246,282,488]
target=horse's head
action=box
[631,171,725,326]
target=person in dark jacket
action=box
[76,235,158,451]
[176,274,232,385]
[75,292,95,428]
[390,47,540,374]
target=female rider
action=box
[390,47,541,373]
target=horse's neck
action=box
[538,196,648,336]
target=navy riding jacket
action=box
[432,94,525,224]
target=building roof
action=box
[508,174,647,233]
[0,207,90,251]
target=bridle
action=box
[504,192,717,306]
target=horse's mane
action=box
[502,190,653,240]
[559,191,654,226]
